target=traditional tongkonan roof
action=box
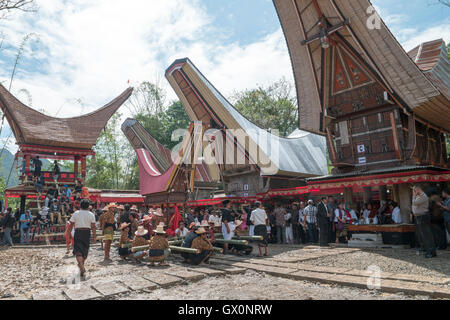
[273,0,450,133]
[165,58,328,178]
[0,84,133,149]
[121,118,218,196]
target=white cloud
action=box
[0,0,293,137]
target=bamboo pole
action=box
[214,239,248,245]
[213,247,223,253]
[169,246,200,254]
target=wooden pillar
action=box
[81,156,87,181]
[398,183,412,224]
[20,195,26,214]
[363,187,372,203]
[25,154,31,175]
[74,156,79,180]
[344,187,353,205]
[393,184,400,203]
[379,185,388,202]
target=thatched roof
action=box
[273,0,450,133]
[0,84,133,149]
[165,58,328,178]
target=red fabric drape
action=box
[167,206,182,237]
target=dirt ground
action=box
[0,243,448,300]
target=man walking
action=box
[317,197,330,247]
[1,208,15,247]
[411,185,436,258]
[67,199,96,278]
[304,200,318,244]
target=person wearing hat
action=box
[118,222,132,261]
[199,220,216,245]
[131,226,149,263]
[152,208,166,229]
[142,214,154,237]
[148,222,170,266]
[189,227,213,265]
[99,203,117,262]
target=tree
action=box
[231,78,298,137]
[0,0,36,17]
[86,112,125,189]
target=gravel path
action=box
[0,244,447,300]
[304,249,450,278]
[115,270,430,300]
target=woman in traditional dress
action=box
[333,202,348,243]
[189,227,213,265]
[131,226,149,263]
[118,222,132,261]
[100,203,116,262]
[148,222,170,266]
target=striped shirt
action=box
[303,205,317,224]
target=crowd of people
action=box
[1,185,448,267]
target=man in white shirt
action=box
[250,202,269,257]
[175,221,189,237]
[208,211,220,225]
[67,199,96,279]
[389,202,402,224]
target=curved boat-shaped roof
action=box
[408,39,450,102]
[121,118,217,196]
[0,84,133,149]
[273,0,449,132]
[165,58,328,177]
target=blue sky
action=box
[0,0,448,152]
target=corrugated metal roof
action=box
[166,58,328,178]
[408,39,450,101]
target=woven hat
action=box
[118,222,130,231]
[117,205,125,210]
[234,220,243,228]
[154,222,166,234]
[200,220,210,228]
[195,227,206,235]
[135,226,148,236]
[154,208,163,217]
[130,205,138,212]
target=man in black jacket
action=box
[1,208,15,246]
[317,197,330,247]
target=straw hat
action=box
[154,208,163,217]
[234,220,243,228]
[118,222,130,231]
[108,203,118,210]
[200,220,210,228]
[195,221,201,227]
[148,208,155,214]
[102,206,108,212]
[195,227,206,235]
[117,205,125,210]
[135,226,148,236]
[130,205,138,212]
[154,222,166,234]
